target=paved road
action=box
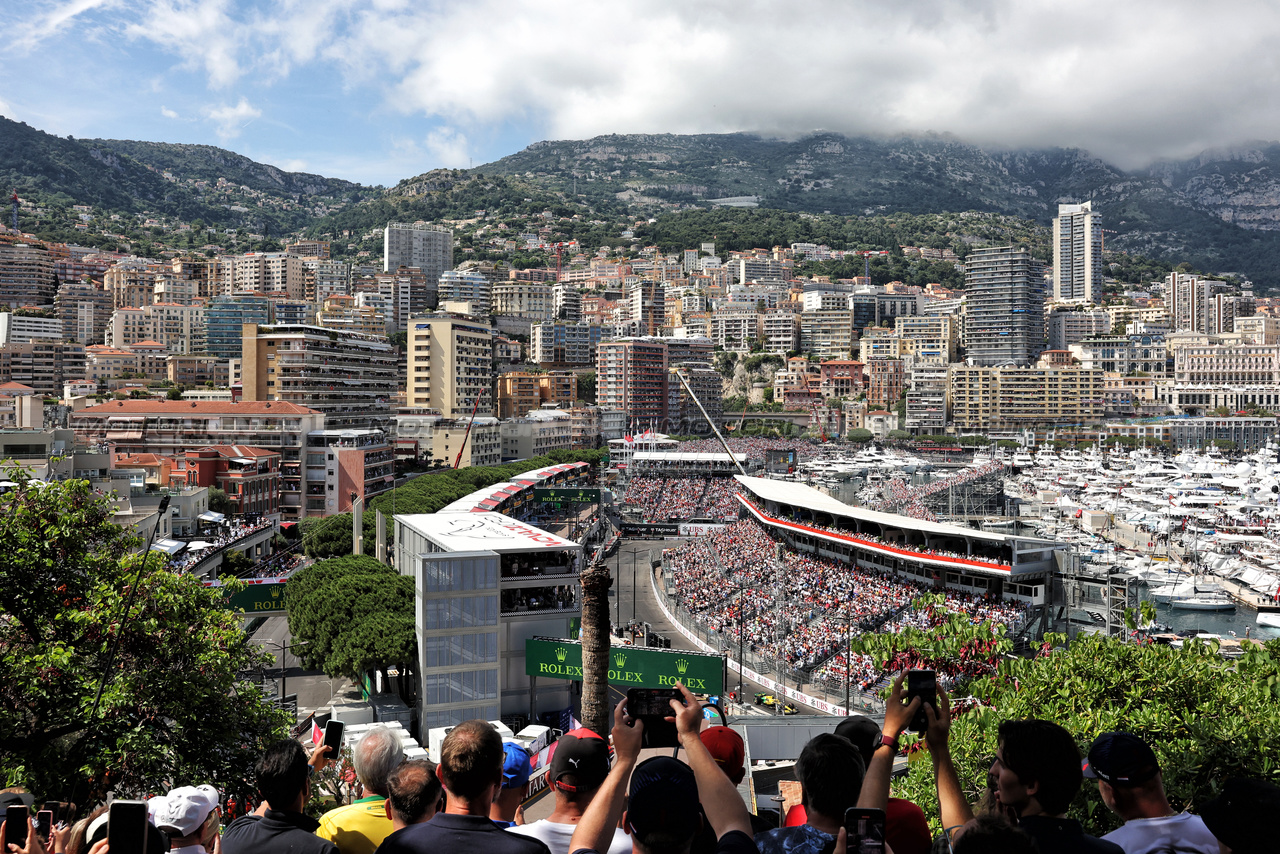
[248,615,355,721]
[603,536,789,715]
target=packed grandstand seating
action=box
[622,476,741,521]
[675,436,821,462]
[770,517,1013,567]
[862,461,1006,522]
[665,518,1028,690]
[167,519,276,572]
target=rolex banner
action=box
[525,638,724,694]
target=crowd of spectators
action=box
[676,437,820,462]
[861,462,1006,522]
[622,477,740,522]
[778,516,1013,568]
[167,519,276,572]
[1,681,1271,854]
[667,518,1028,692]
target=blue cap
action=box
[502,741,532,788]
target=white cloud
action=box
[10,0,120,53]
[123,0,245,88]
[423,128,470,169]
[160,106,179,119]
[205,97,261,141]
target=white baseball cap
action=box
[151,785,219,837]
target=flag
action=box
[312,718,324,746]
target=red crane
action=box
[852,250,889,286]
[452,392,486,469]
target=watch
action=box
[879,733,900,752]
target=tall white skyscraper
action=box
[1052,201,1102,303]
[383,222,453,279]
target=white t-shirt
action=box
[1102,812,1219,854]
[508,819,632,854]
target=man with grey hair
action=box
[317,725,406,854]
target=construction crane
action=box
[852,250,889,285]
[808,399,828,442]
[1100,228,1119,252]
[551,240,579,281]
[452,392,486,469]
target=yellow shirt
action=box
[315,796,393,854]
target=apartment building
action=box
[69,400,325,518]
[315,295,385,337]
[495,371,577,419]
[167,354,228,387]
[492,281,554,321]
[667,364,723,434]
[708,304,760,352]
[1166,273,1252,334]
[107,303,206,354]
[625,279,665,336]
[867,358,905,407]
[168,445,282,519]
[761,310,800,353]
[55,281,114,346]
[905,364,949,433]
[530,321,603,367]
[240,323,397,432]
[304,259,352,302]
[1052,201,1102,303]
[1234,316,1280,345]
[219,252,306,300]
[0,341,87,396]
[500,408,574,460]
[597,338,669,422]
[303,429,395,516]
[1158,384,1280,416]
[393,411,502,468]
[438,269,491,315]
[1047,307,1112,351]
[406,315,494,417]
[1173,343,1280,385]
[383,222,453,278]
[552,284,582,321]
[800,310,854,360]
[0,241,56,309]
[963,246,1045,366]
[0,313,62,345]
[1069,334,1168,376]
[893,314,957,363]
[373,266,437,330]
[948,364,1105,431]
[206,295,271,359]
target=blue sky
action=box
[3,1,1280,187]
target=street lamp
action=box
[263,637,306,704]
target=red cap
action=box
[699,726,745,780]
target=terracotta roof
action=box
[114,453,167,466]
[193,445,279,457]
[0,381,36,390]
[74,400,321,416]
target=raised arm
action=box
[925,690,973,835]
[569,700,643,854]
[672,682,753,840]
[856,673,919,810]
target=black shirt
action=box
[222,808,340,854]
[374,812,552,854]
[573,829,756,854]
[1018,815,1125,854]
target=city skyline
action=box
[4,1,1280,185]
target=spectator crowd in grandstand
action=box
[622,476,740,522]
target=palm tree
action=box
[579,559,612,737]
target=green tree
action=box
[208,487,233,515]
[848,428,873,442]
[0,470,286,800]
[891,634,1280,836]
[576,371,597,405]
[287,556,416,682]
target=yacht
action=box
[1170,592,1236,611]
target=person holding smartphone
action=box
[222,739,338,854]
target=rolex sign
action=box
[525,638,723,693]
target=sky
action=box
[4,0,1280,187]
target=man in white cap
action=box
[151,785,221,854]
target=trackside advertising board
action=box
[525,638,724,694]
[533,487,601,504]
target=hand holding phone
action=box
[843,807,886,854]
[108,801,149,854]
[905,669,936,733]
[4,805,28,851]
[323,720,345,755]
[34,810,52,842]
[626,688,684,748]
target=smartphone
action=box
[35,810,53,840]
[4,805,27,849]
[843,807,886,854]
[906,669,936,733]
[323,719,346,755]
[109,800,149,853]
[626,688,684,748]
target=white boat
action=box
[1170,593,1236,611]
[1257,613,1280,629]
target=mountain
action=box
[478,132,1280,287]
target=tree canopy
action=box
[287,556,416,682]
[0,471,286,801]
[890,633,1280,836]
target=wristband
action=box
[879,733,900,752]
